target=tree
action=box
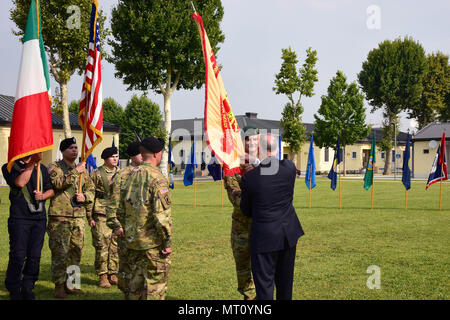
[314,71,370,174]
[440,92,450,122]
[11,0,108,138]
[358,37,427,175]
[68,97,124,127]
[408,52,450,129]
[108,0,225,175]
[273,47,318,161]
[120,94,165,156]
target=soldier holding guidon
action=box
[47,137,95,299]
[89,146,120,288]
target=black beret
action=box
[140,136,165,153]
[101,147,118,159]
[126,141,141,157]
[60,137,77,152]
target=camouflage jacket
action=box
[107,162,172,251]
[224,173,252,224]
[106,165,137,232]
[90,165,119,217]
[48,160,95,220]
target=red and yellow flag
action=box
[192,12,244,176]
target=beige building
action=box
[169,112,408,176]
[0,94,120,185]
[412,122,450,179]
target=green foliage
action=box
[102,97,124,126]
[440,92,450,122]
[108,0,225,93]
[314,71,370,148]
[10,0,109,83]
[119,94,165,156]
[68,99,80,115]
[407,52,450,128]
[274,47,318,156]
[358,37,427,174]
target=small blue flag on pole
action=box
[183,140,198,186]
[168,137,175,189]
[112,136,116,148]
[402,133,411,190]
[305,135,316,190]
[278,135,282,160]
[328,135,342,190]
[86,153,97,173]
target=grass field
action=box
[0,177,449,300]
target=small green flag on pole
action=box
[364,135,376,190]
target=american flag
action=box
[78,0,103,161]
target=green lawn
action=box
[0,177,449,300]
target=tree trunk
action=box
[60,81,72,138]
[160,92,172,178]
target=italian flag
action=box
[7,0,53,171]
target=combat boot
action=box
[64,282,85,295]
[54,284,67,299]
[108,274,118,285]
[99,274,111,288]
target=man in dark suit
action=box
[240,134,304,300]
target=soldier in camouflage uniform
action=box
[106,141,142,299]
[47,137,95,299]
[89,147,120,288]
[223,126,260,300]
[107,137,172,300]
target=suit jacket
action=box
[240,157,304,254]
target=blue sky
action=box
[1,0,449,133]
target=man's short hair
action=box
[259,134,279,154]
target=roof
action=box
[0,93,120,132]
[170,112,408,144]
[412,121,450,141]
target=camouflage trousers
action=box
[231,216,256,299]
[117,237,131,297]
[127,247,171,300]
[91,215,119,276]
[47,217,85,285]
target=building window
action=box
[324,148,329,162]
[352,152,357,159]
[423,149,429,154]
[283,154,289,160]
[381,152,385,159]
[179,150,184,157]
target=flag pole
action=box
[439,165,443,211]
[405,189,408,210]
[36,161,41,194]
[78,95,89,194]
[309,164,312,209]
[220,164,223,208]
[371,172,374,210]
[194,166,197,208]
[339,162,342,209]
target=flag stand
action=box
[309,165,312,209]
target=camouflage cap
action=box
[242,126,259,138]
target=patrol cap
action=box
[60,137,77,152]
[140,136,165,153]
[242,126,260,138]
[101,146,119,159]
[126,141,141,157]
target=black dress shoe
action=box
[21,288,36,300]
